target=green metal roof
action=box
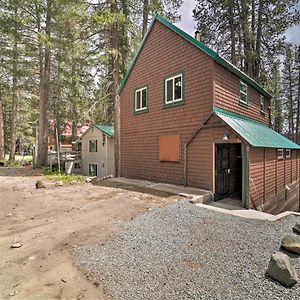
[213,107,300,149]
[117,15,272,99]
[94,124,114,137]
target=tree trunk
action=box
[288,63,294,140]
[109,0,120,177]
[296,47,300,143]
[0,88,4,160]
[36,0,51,167]
[142,0,149,37]
[9,10,18,162]
[254,0,263,81]
[9,74,17,161]
[228,0,236,65]
[120,0,129,76]
[240,1,252,77]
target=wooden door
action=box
[216,145,229,195]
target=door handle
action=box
[227,169,230,174]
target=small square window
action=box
[89,140,97,152]
[89,164,97,176]
[134,86,148,112]
[285,149,291,158]
[240,81,248,105]
[164,73,183,105]
[277,149,284,159]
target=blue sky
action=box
[176,0,300,45]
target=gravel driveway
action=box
[75,201,300,300]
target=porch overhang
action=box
[213,107,300,150]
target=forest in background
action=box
[0,0,299,167]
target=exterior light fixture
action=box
[222,133,229,141]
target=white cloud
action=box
[286,24,300,45]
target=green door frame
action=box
[241,143,249,208]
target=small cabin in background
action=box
[48,120,89,152]
[81,125,115,177]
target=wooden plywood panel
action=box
[159,135,180,162]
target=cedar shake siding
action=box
[119,16,300,214]
[120,21,214,186]
[213,63,270,125]
[249,148,300,214]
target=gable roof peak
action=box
[118,14,272,99]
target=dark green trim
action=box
[242,144,249,208]
[213,107,265,125]
[163,100,185,109]
[134,85,148,114]
[117,15,272,100]
[163,70,184,108]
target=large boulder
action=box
[281,235,300,254]
[266,252,299,287]
[293,223,300,235]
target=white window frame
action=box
[260,95,265,112]
[88,163,98,176]
[134,86,148,112]
[277,149,284,159]
[164,73,183,104]
[285,149,291,158]
[89,140,97,153]
[240,81,248,105]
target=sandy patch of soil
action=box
[0,168,178,299]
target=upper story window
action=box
[164,73,183,106]
[260,95,266,113]
[239,81,248,106]
[134,86,148,113]
[89,140,97,152]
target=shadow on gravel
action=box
[0,167,42,177]
[92,179,175,198]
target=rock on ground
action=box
[75,201,300,300]
[293,223,300,235]
[281,235,300,254]
[35,179,46,189]
[266,252,299,287]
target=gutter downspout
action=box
[184,114,212,186]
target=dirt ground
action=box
[0,168,179,300]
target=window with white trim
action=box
[165,73,183,104]
[240,81,248,105]
[285,149,291,158]
[89,140,97,152]
[277,149,284,159]
[89,164,98,176]
[134,86,147,112]
[260,95,265,112]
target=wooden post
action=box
[242,144,249,208]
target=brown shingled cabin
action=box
[117,15,300,214]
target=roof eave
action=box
[117,14,272,100]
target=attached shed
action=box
[81,125,115,177]
[212,108,300,213]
